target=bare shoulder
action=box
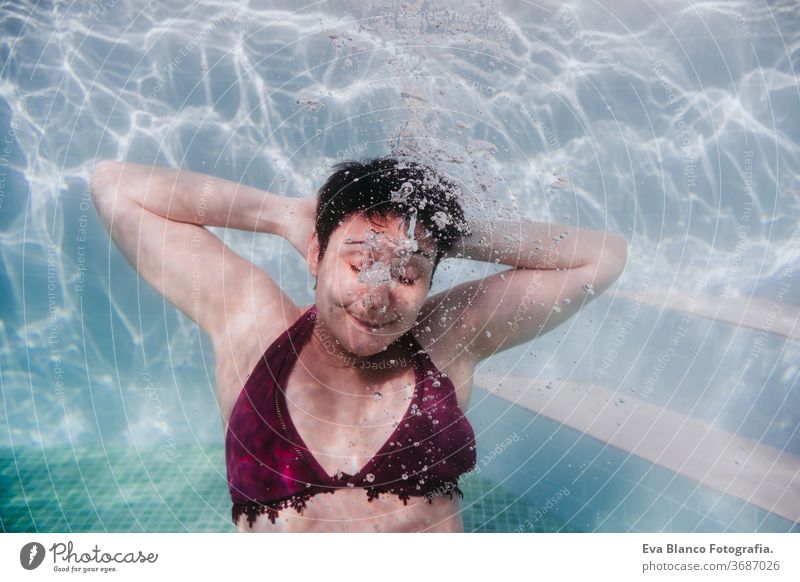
[215,298,305,423]
[412,293,479,412]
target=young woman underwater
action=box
[90,156,627,532]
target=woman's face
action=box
[308,212,437,357]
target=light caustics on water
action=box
[0,0,798,529]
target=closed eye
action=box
[350,264,417,286]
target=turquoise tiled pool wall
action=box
[3,389,796,532]
[469,389,800,533]
[1,444,232,533]
[0,442,570,533]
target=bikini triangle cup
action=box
[225,305,477,526]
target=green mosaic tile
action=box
[461,475,581,533]
[1,445,579,533]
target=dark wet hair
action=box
[314,156,471,277]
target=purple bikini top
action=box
[225,304,477,527]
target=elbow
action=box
[604,235,628,278]
[90,160,123,204]
[90,160,136,228]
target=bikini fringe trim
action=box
[232,489,334,527]
[232,482,464,526]
[365,482,463,504]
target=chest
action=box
[284,357,476,480]
[219,329,476,480]
[217,330,475,428]
[282,364,417,476]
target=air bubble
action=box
[390,181,414,203]
[432,210,451,229]
[365,473,375,482]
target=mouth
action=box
[349,313,394,331]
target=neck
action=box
[304,318,410,392]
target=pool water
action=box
[0,444,578,533]
[1,0,798,533]
[3,398,796,533]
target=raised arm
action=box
[422,210,628,362]
[90,161,316,346]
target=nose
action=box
[362,279,392,315]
